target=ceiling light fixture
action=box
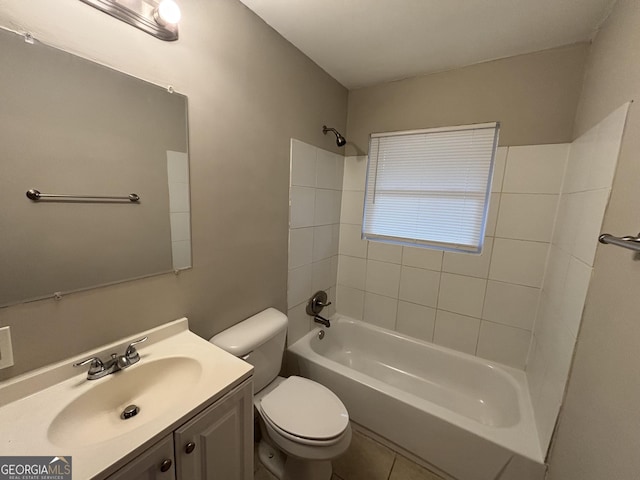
[79,0,181,41]
[155,0,182,25]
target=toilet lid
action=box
[260,376,349,440]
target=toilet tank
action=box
[210,308,287,393]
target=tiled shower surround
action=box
[288,104,627,455]
[336,144,569,369]
[527,103,629,452]
[287,140,342,344]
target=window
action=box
[362,122,500,254]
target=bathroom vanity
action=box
[105,379,252,480]
[0,319,253,480]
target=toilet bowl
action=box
[256,376,351,479]
[210,308,351,480]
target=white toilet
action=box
[210,308,351,480]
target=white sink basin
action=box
[48,356,202,447]
[0,318,253,480]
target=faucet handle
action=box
[124,336,148,363]
[73,356,106,376]
[306,290,332,315]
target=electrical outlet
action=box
[0,326,14,369]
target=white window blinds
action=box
[362,122,499,254]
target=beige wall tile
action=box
[561,257,592,337]
[312,258,333,292]
[502,144,569,194]
[482,281,539,330]
[315,189,338,225]
[495,194,558,242]
[491,147,508,193]
[337,255,367,290]
[316,148,341,190]
[365,260,401,297]
[586,103,628,190]
[339,224,368,258]
[336,285,365,320]
[343,156,368,191]
[562,131,593,194]
[288,264,312,307]
[433,310,481,355]
[542,245,571,304]
[396,301,436,342]
[437,273,487,318]
[363,293,398,330]
[289,227,314,269]
[398,266,440,307]
[553,193,580,253]
[489,238,549,287]
[341,190,365,225]
[485,193,501,237]
[286,302,312,346]
[572,189,610,266]
[442,237,494,278]
[402,246,443,271]
[368,242,403,264]
[476,321,531,369]
[291,139,317,187]
[312,225,335,262]
[290,186,316,228]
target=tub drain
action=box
[121,404,140,420]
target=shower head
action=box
[323,125,347,147]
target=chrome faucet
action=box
[73,336,147,380]
[314,314,331,328]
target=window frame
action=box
[362,122,500,254]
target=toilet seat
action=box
[259,376,349,446]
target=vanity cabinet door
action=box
[105,435,176,480]
[174,379,253,480]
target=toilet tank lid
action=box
[210,307,287,357]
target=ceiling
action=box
[237,0,616,89]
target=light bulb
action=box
[156,0,181,25]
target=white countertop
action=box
[0,318,253,479]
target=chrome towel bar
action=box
[26,189,140,202]
[598,233,640,252]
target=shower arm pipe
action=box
[322,125,347,147]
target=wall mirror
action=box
[0,28,191,308]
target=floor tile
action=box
[389,455,444,480]
[332,430,395,480]
[254,430,445,480]
[254,463,277,480]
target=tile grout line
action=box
[386,453,398,480]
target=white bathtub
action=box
[288,316,545,480]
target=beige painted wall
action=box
[346,44,589,153]
[0,0,347,380]
[548,1,640,478]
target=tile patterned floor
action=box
[255,429,443,480]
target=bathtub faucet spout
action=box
[314,314,331,328]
